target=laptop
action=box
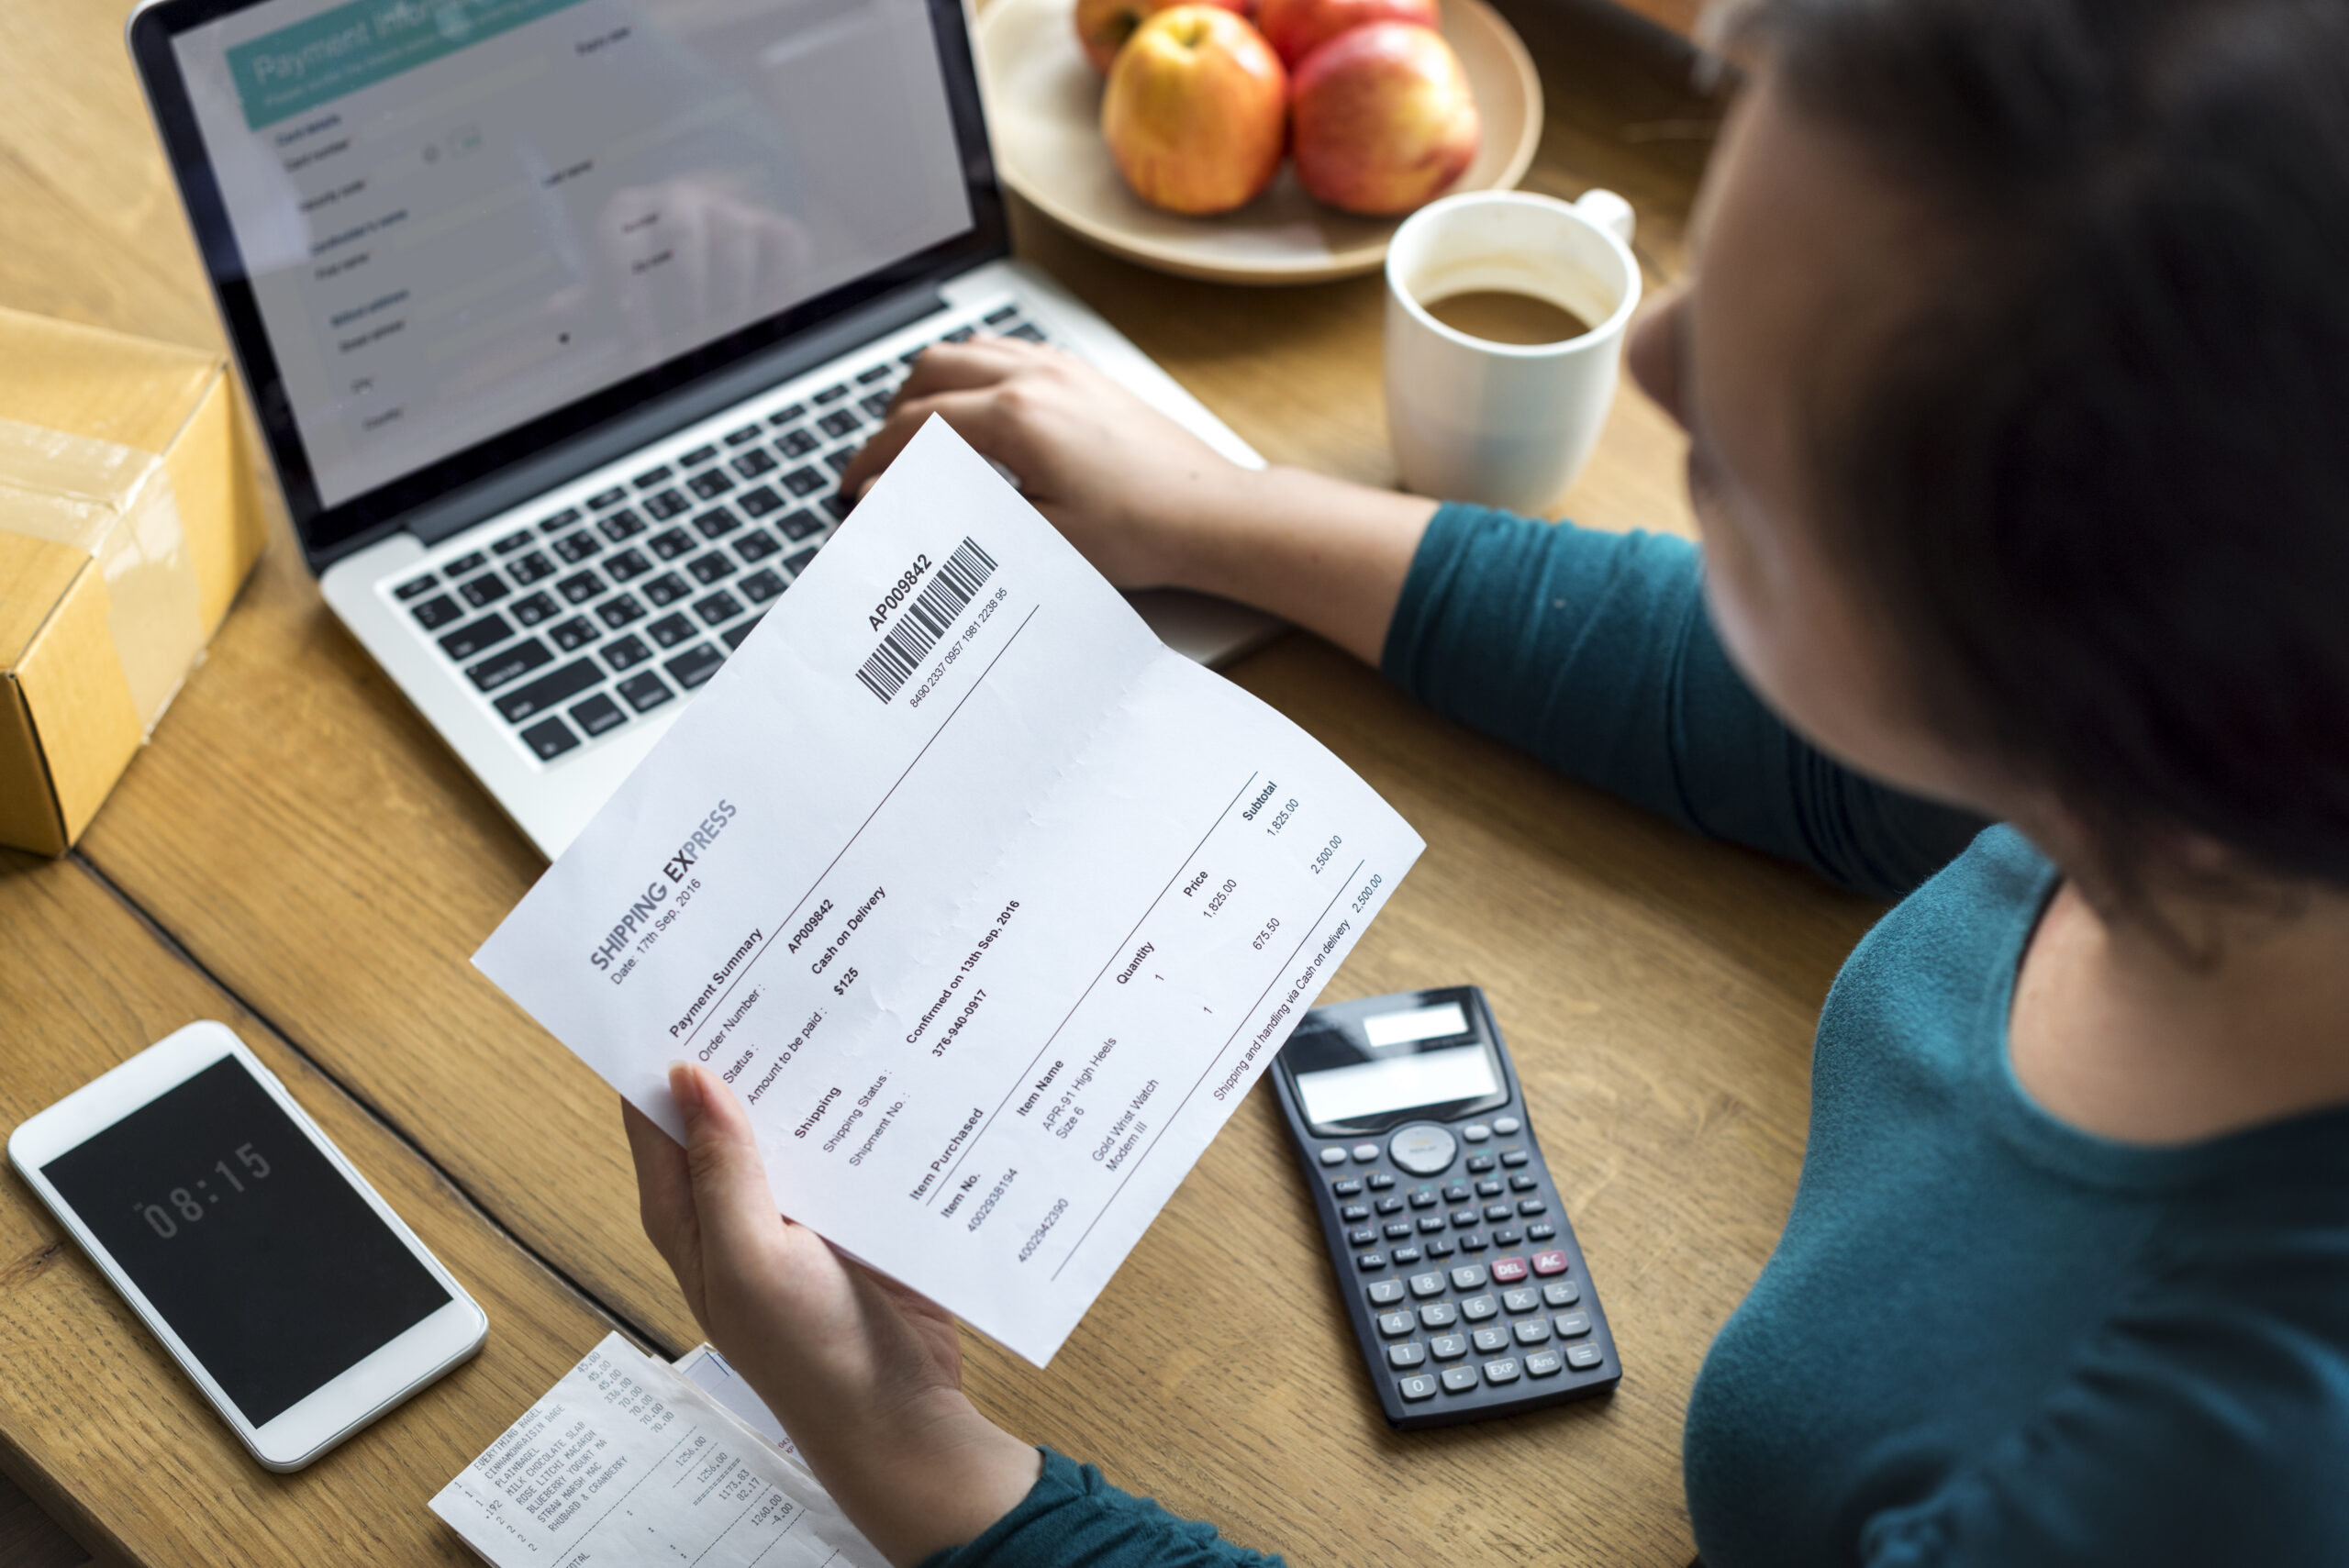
[128,0,1277,857]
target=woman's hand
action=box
[836,336,1442,666]
[624,1062,1040,1566]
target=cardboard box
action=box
[0,308,265,855]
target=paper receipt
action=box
[474,418,1423,1363]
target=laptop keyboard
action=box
[383,299,1052,765]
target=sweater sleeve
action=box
[1381,504,1986,900]
[917,1450,1283,1568]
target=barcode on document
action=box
[855,537,998,702]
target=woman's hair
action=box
[1714,0,2349,899]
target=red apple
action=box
[1291,21,1478,216]
[1101,7,1287,216]
[1074,0,1250,74]
[1254,0,1437,69]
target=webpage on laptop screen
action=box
[172,0,975,507]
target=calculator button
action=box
[1500,1149,1531,1167]
[1397,1373,1439,1402]
[1392,1246,1422,1264]
[1460,1294,1498,1322]
[1351,1143,1380,1162]
[1451,1208,1479,1229]
[1358,1252,1388,1273]
[1531,1250,1569,1276]
[1475,1179,1503,1198]
[1566,1344,1606,1371]
[1429,1333,1468,1360]
[1366,1173,1396,1190]
[1518,1198,1549,1217]
[1467,1154,1497,1173]
[1348,1227,1378,1247]
[1502,1288,1541,1314]
[1542,1280,1582,1308]
[1386,1342,1427,1370]
[1442,1182,1471,1204]
[1340,1204,1369,1223]
[1471,1326,1510,1353]
[1332,1178,1364,1196]
[1524,1350,1564,1378]
[1417,1216,1445,1234]
[1509,1173,1538,1192]
[1461,1233,1489,1251]
[1440,1366,1480,1394]
[1407,1184,1439,1208]
[1494,1117,1522,1135]
[1376,1311,1415,1338]
[1319,1147,1347,1166]
[1513,1318,1551,1346]
[1425,1239,1455,1259]
[1495,1227,1525,1247]
[1384,1221,1413,1240]
[1418,1302,1458,1329]
[1485,1205,1514,1223]
[1528,1221,1557,1241]
[1408,1272,1447,1299]
[1483,1359,1521,1385]
[1554,1312,1592,1339]
[1375,1195,1404,1216]
[1451,1264,1488,1291]
[1490,1256,1529,1284]
[1366,1279,1406,1307]
[1386,1123,1457,1176]
[1463,1123,1492,1142]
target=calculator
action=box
[1272,986,1620,1428]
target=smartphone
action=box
[7,1021,487,1471]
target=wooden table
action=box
[0,2,1871,1563]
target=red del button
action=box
[1531,1250,1569,1276]
[1489,1255,1530,1284]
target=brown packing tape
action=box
[0,415,206,729]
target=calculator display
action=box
[1295,1044,1499,1125]
[1363,1001,1470,1048]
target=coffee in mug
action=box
[1420,289,1596,347]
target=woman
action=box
[622,0,2349,1561]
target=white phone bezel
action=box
[6,1020,488,1471]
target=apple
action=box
[1074,0,1249,74]
[1254,0,1437,69]
[1291,21,1479,216]
[1101,7,1288,217]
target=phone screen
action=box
[40,1056,450,1426]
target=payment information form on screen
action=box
[474,420,1425,1365]
[171,0,974,507]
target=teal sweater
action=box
[926,506,2349,1567]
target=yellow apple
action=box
[1101,8,1288,217]
[1074,0,1250,73]
[1255,0,1437,69]
[1291,20,1478,216]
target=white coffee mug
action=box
[1384,188,1642,516]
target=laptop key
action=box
[606,547,651,582]
[511,590,560,627]
[596,593,647,629]
[492,530,533,555]
[732,448,777,478]
[411,594,463,630]
[549,617,600,652]
[776,509,824,541]
[825,449,856,475]
[519,717,580,761]
[687,469,734,500]
[643,573,690,606]
[1008,322,1046,343]
[587,486,626,511]
[983,305,1019,326]
[726,424,763,446]
[860,392,894,420]
[819,494,852,522]
[650,528,696,561]
[536,507,582,536]
[740,567,786,603]
[438,613,514,661]
[811,383,850,405]
[856,362,895,385]
[693,589,744,626]
[681,444,718,467]
[556,570,607,604]
[767,402,806,426]
[666,643,726,690]
[687,552,736,585]
[598,507,647,543]
[782,547,819,576]
[494,658,603,723]
[466,636,552,692]
[817,408,862,440]
[774,428,818,458]
[721,616,764,651]
[617,671,674,712]
[552,530,601,564]
[694,506,741,539]
[737,485,783,517]
[459,573,510,607]
[781,466,824,496]
[643,488,690,520]
[603,633,652,672]
[631,464,673,491]
[508,550,556,584]
[571,692,629,737]
[445,550,488,574]
[736,530,780,563]
[395,573,439,600]
[647,613,696,649]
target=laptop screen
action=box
[139,0,996,553]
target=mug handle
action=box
[1573,188,1636,246]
